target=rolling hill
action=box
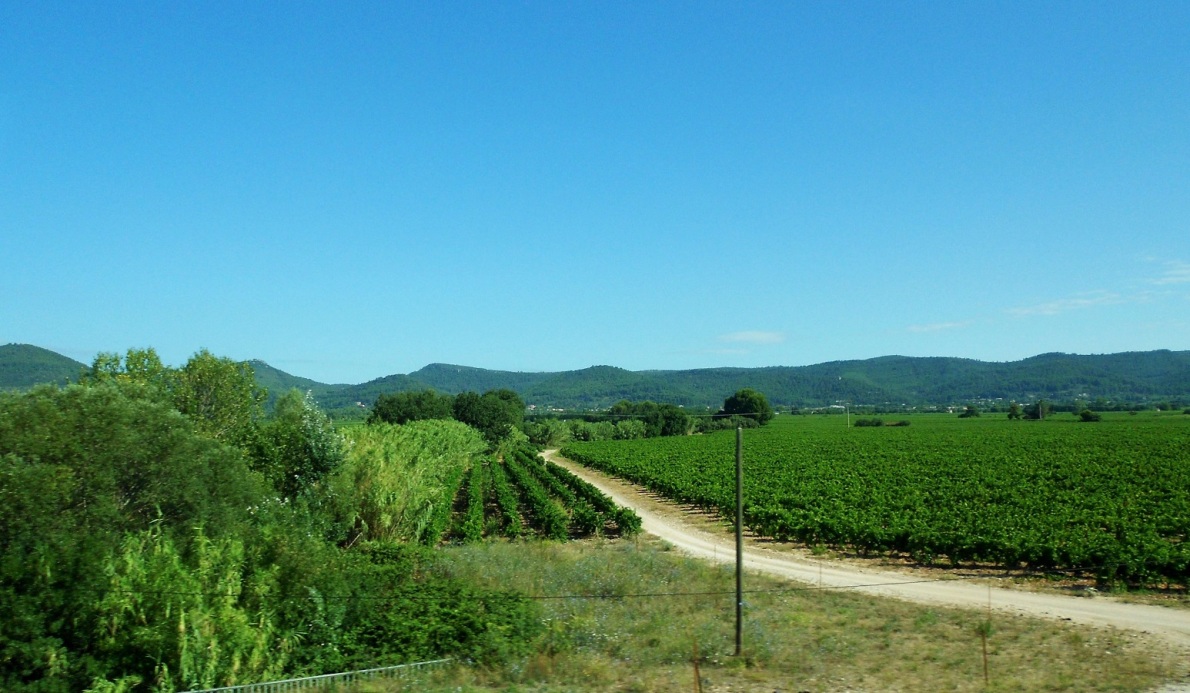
[3,344,1188,412]
[0,344,86,390]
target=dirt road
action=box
[543,450,1190,654]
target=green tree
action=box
[1007,402,1022,420]
[453,390,525,446]
[1024,399,1052,420]
[958,404,980,418]
[80,347,173,402]
[172,349,265,443]
[719,388,775,425]
[256,389,347,501]
[368,389,455,425]
[0,384,263,691]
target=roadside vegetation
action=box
[387,538,1179,692]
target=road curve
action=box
[542,449,1190,652]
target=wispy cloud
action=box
[1151,260,1190,286]
[1006,290,1126,317]
[718,331,786,345]
[906,320,973,333]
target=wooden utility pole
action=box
[735,426,744,657]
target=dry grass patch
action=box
[362,537,1184,692]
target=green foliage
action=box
[486,457,523,539]
[1007,402,1023,420]
[452,390,525,446]
[502,455,569,541]
[958,404,980,418]
[80,347,266,446]
[719,388,774,424]
[368,389,455,425]
[0,383,262,690]
[1079,409,1103,422]
[523,418,572,447]
[0,351,558,690]
[444,447,641,542]
[331,420,486,544]
[606,400,689,437]
[853,417,885,427]
[1024,399,1053,420]
[172,350,266,443]
[253,389,347,501]
[90,525,289,691]
[612,418,646,439]
[458,462,487,543]
[335,544,541,667]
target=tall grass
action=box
[333,421,486,544]
[416,538,1180,692]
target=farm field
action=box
[561,412,1190,586]
[337,424,639,545]
[445,445,641,543]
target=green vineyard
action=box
[445,445,642,543]
[561,413,1190,586]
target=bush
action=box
[1079,409,1102,422]
[853,418,885,427]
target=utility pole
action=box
[735,425,743,657]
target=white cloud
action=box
[718,331,786,344]
[1006,291,1125,317]
[1151,260,1190,286]
[906,321,973,333]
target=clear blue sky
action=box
[3,2,1188,384]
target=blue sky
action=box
[2,2,1188,384]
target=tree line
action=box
[0,348,539,692]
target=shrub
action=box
[853,418,885,427]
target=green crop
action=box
[563,414,1190,586]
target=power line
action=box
[80,566,1103,604]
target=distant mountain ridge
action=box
[3,343,1188,411]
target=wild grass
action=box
[361,536,1182,692]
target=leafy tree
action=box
[453,390,525,446]
[958,405,980,418]
[719,388,774,425]
[255,389,347,501]
[80,347,173,403]
[1078,409,1102,422]
[523,418,571,447]
[613,419,647,440]
[0,384,263,691]
[172,349,265,443]
[636,402,688,437]
[1024,399,1052,420]
[368,389,454,425]
[1007,402,1022,420]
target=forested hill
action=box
[262,351,1190,411]
[0,344,85,390]
[3,345,1188,410]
